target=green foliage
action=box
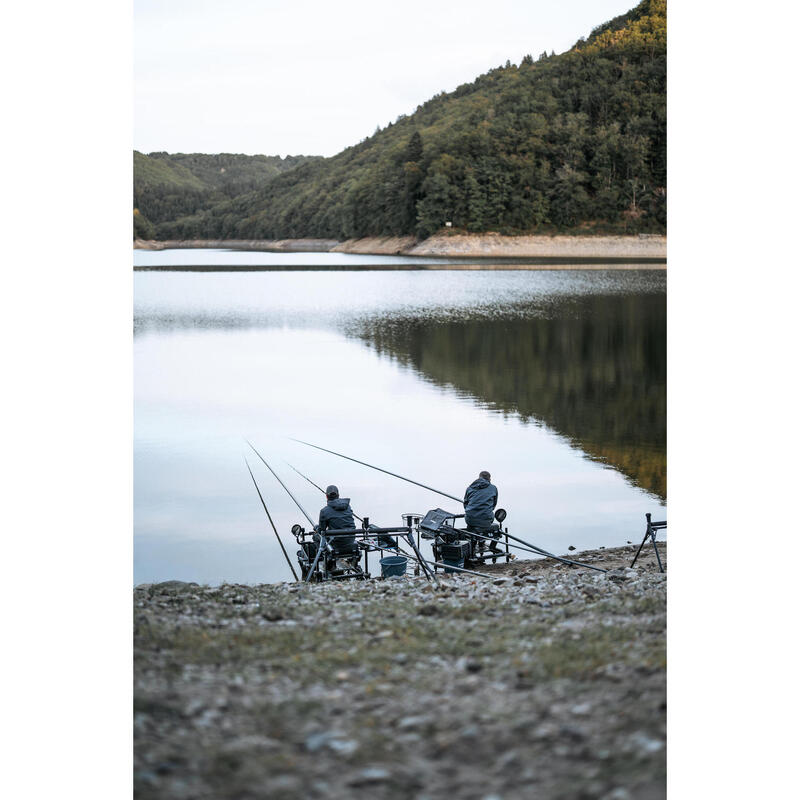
[133,151,320,233]
[146,1,666,241]
[133,208,155,240]
[581,0,666,54]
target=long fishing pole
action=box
[286,461,365,523]
[244,458,298,581]
[466,528,606,573]
[290,438,462,503]
[286,462,326,495]
[247,440,315,527]
[291,438,606,573]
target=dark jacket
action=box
[463,478,498,529]
[318,497,356,532]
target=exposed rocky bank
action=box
[134,544,666,800]
[134,233,666,263]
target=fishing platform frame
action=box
[291,510,511,583]
[630,512,666,572]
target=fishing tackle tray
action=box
[420,508,456,532]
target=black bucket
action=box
[379,555,408,578]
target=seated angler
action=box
[463,470,500,550]
[316,485,357,551]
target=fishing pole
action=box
[291,438,606,573]
[290,438,462,503]
[286,461,365,523]
[286,462,326,495]
[466,528,606,573]
[244,458,298,581]
[246,440,315,527]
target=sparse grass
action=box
[135,546,666,799]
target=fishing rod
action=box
[247,440,315,527]
[244,458,298,581]
[492,530,605,573]
[291,438,606,573]
[286,462,325,495]
[286,461,365,523]
[465,528,606,573]
[290,438,462,503]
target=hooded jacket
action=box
[318,497,356,532]
[463,478,498,529]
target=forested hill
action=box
[133,152,319,239]
[144,0,665,242]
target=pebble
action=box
[135,544,665,798]
[348,767,390,785]
[456,656,483,673]
[602,789,632,800]
[304,731,358,754]
[398,715,429,730]
[327,738,359,755]
[628,731,664,754]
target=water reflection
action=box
[355,294,666,499]
[134,268,665,584]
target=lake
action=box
[134,251,666,585]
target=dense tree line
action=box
[133,152,319,231]
[145,0,666,241]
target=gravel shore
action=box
[134,544,666,799]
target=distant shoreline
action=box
[135,262,665,272]
[134,232,666,264]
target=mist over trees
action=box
[135,1,666,241]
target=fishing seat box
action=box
[439,541,471,562]
[466,523,502,535]
[330,537,359,557]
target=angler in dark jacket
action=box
[463,471,498,531]
[316,485,357,550]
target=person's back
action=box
[463,470,498,531]
[318,485,357,550]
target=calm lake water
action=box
[134,251,666,585]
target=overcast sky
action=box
[135,0,637,157]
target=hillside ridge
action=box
[135,1,666,242]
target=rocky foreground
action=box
[134,544,666,800]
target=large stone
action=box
[152,580,199,595]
